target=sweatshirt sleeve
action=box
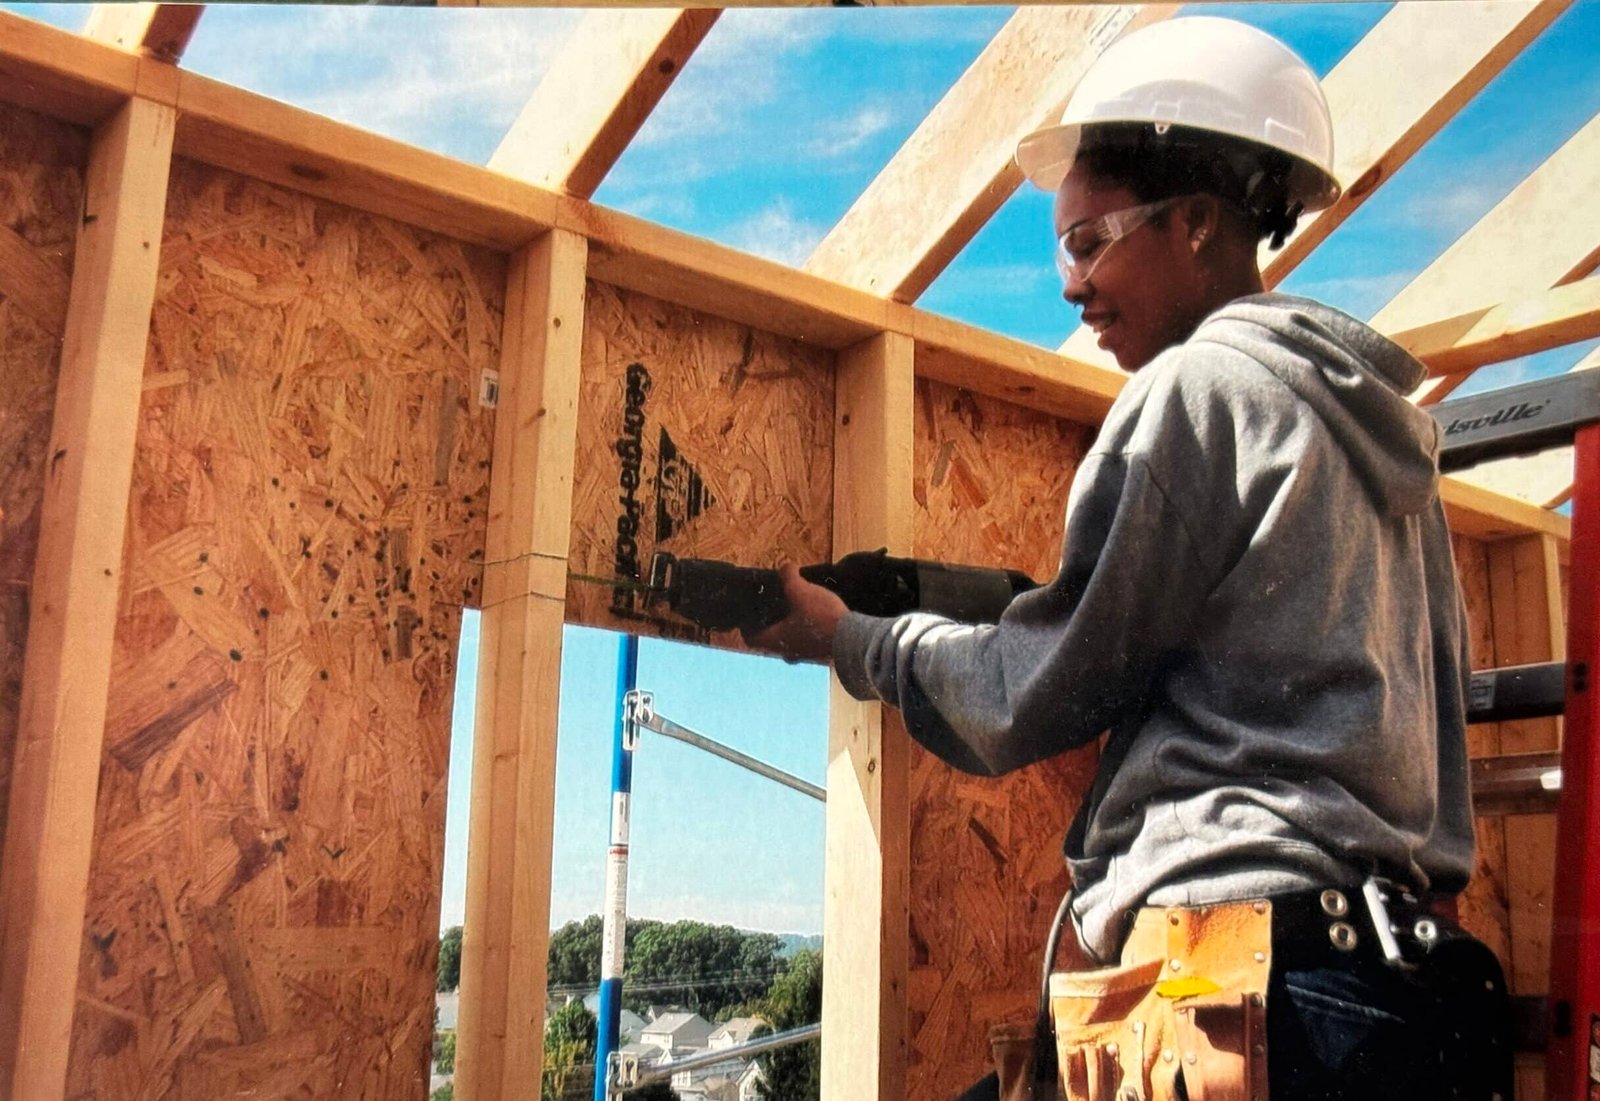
[831,362,1255,776]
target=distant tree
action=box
[624,921,784,1018]
[543,1000,598,1101]
[435,1029,457,1075]
[627,1081,679,1100]
[437,926,464,992]
[430,1085,454,1101]
[755,950,821,1101]
[547,915,664,993]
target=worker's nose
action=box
[1062,273,1092,308]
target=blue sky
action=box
[9,3,1597,933]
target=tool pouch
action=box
[1046,900,1272,1101]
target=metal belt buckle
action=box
[1360,876,1416,970]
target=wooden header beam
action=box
[803,5,1173,302]
[489,10,718,198]
[84,4,205,64]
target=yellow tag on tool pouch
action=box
[1156,976,1222,1000]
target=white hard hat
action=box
[1016,16,1341,210]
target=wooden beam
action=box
[561,195,894,349]
[0,9,137,125]
[83,4,205,63]
[803,5,1174,302]
[1393,277,1600,377]
[1441,478,1571,543]
[1061,0,1570,367]
[822,331,914,1101]
[0,94,175,1101]
[1263,0,1568,285]
[172,69,557,251]
[911,307,1123,423]
[489,9,718,198]
[456,229,589,1101]
[1381,108,1600,407]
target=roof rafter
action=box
[1394,277,1600,377]
[1060,0,1568,366]
[488,9,719,199]
[803,4,1176,302]
[82,4,203,64]
[1264,0,1569,285]
[1383,108,1600,405]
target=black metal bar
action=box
[1433,372,1600,473]
[1467,662,1569,724]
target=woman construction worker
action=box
[749,15,1514,1101]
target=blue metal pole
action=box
[595,633,639,1101]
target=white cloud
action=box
[185,9,580,161]
[722,200,830,267]
[804,104,896,160]
[1285,270,1419,319]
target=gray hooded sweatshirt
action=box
[832,294,1475,962]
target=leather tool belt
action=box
[991,898,1273,1101]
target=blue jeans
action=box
[1264,931,1514,1101]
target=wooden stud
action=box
[1484,532,1565,1099]
[84,4,205,64]
[804,5,1174,302]
[0,94,175,1101]
[455,228,589,1101]
[822,331,915,1101]
[489,10,719,198]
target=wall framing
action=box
[0,12,1585,1101]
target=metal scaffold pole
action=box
[594,634,640,1101]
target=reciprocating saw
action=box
[643,549,1038,635]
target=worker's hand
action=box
[743,563,848,664]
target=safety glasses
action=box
[1055,196,1182,286]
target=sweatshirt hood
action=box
[1189,293,1441,516]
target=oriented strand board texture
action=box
[907,380,1098,1100]
[567,280,833,647]
[67,159,503,1100]
[0,107,85,880]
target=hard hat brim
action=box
[1015,118,1342,211]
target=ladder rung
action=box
[1467,662,1567,724]
[1471,751,1562,816]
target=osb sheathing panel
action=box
[566,280,833,647]
[67,159,504,1101]
[907,380,1098,1100]
[0,106,85,879]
